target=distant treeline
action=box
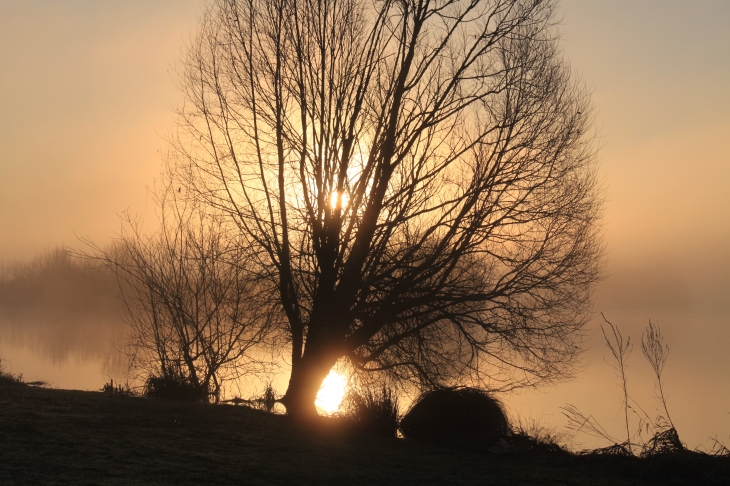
[0,248,119,312]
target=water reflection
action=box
[0,312,130,390]
[0,249,130,389]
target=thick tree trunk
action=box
[280,341,341,419]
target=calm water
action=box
[0,312,129,390]
[506,310,730,451]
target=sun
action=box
[329,191,349,210]
[315,370,347,415]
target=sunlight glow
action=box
[329,191,349,210]
[315,370,347,415]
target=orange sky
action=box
[1,0,728,448]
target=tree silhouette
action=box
[84,182,276,403]
[173,0,603,417]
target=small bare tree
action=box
[85,182,276,402]
[174,0,603,416]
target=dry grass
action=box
[339,385,400,438]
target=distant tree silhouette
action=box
[173,0,603,417]
[84,182,277,403]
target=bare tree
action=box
[84,182,276,402]
[173,0,603,417]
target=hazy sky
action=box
[1,1,728,266]
[1,0,728,447]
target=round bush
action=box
[144,374,209,402]
[400,387,509,443]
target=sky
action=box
[0,0,728,448]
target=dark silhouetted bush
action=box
[0,360,24,386]
[400,387,509,444]
[260,383,278,413]
[144,373,209,402]
[340,385,400,437]
[101,379,135,396]
[640,427,685,458]
[239,382,279,412]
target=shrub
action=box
[400,387,509,444]
[144,373,209,402]
[101,379,135,396]
[0,360,24,386]
[241,382,279,412]
[641,427,685,458]
[340,385,400,438]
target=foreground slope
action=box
[0,381,720,485]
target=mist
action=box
[0,0,728,451]
[0,249,128,388]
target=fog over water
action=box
[1,0,728,451]
[0,251,128,389]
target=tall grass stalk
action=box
[563,317,696,457]
[641,320,673,428]
[600,314,633,452]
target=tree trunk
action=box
[280,342,340,419]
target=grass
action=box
[101,379,135,397]
[0,359,46,387]
[2,381,728,485]
[562,316,730,468]
[339,385,400,438]
[0,368,23,386]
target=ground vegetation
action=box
[4,379,727,485]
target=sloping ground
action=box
[0,381,723,485]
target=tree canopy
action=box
[173,0,603,416]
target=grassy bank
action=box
[0,379,726,485]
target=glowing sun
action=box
[329,191,349,209]
[315,370,347,415]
